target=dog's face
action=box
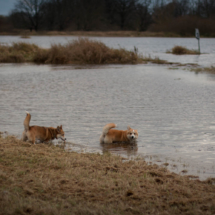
[57,125,66,142]
[126,126,138,142]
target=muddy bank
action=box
[0,135,215,215]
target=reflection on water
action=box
[100,142,138,157]
[0,63,215,179]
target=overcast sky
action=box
[0,0,16,16]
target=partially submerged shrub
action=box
[168,46,199,55]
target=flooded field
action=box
[1,36,215,66]
[0,36,215,179]
[1,63,215,179]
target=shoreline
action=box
[0,30,215,38]
[2,131,215,181]
[0,134,215,214]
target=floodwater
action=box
[0,36,215,179]
[0,35,215,67]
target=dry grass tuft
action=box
[0,42,41,63]
[0,135,215,215]
[142,55,172,64]
[34,38,141,64]
[0,38,142,65]
[190,66,215,74]
[167,46,200,55]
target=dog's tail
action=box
[102,123,116,136]
[23,111,31,131]
[100,123,116,143]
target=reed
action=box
[0,135,215,215]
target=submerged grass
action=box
[190,66,215,74]
[0,38,142,65]
[167,46,200,55]
[142,55,171,64]
[0,135,215,215]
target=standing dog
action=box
[100,123,138,144]
[22,111,66,144]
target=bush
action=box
[168,46,199,55]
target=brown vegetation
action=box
[0,38,142,64]
[142,55,171,64]
[190,66,215,74]
[0,42,41,63]
[167,46,199,55]
[0,135,215,215]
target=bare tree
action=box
[198,0,215,17]
[14,0,46,31]
[173,0,190,17]
[136,0,152,31]
[74,0,104,30]
[113,0,137,29]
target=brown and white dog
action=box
[22,111,66,144]
[100,123,138,144]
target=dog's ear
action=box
[57,126,60,132]
[60,125,62,129]
[127,126,131,130]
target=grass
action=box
[190,66,215,74]
[0,39,191,65]
[0,135,215,215]
[0,38,142,65]
[167,46,200,55]
[0,38,175,65]
[142,55,171,64]
[0,42,41,63]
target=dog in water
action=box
[100,123,138,144]
[22,111,66,144]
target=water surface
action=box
[0,63,215,179]
[1,35,215,179]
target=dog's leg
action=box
[103,136,113,144]
[22,131,28,142]
[32,136,36,145]
[99,135,105,144]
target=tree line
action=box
[1,0,215,36]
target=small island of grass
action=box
[0,38,143,65]
[0,38,173,65]
[167,46,200,55]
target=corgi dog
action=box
[22,111,66,144]
[100,123,138,144]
